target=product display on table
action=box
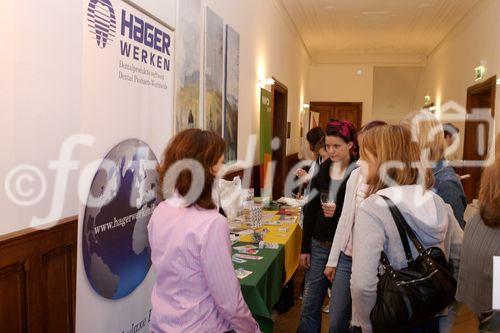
[234,253,264,260]
[242,203,263,228]
[233,244,258,251]
[258,241,280,249]
[235,268,253,280]
[237,248,260,255]
[232,256,247,264]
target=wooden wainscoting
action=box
[0,216,77,333]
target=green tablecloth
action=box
[232,242,285,333]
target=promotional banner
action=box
[77,0,174,332]
[260,88,273,197]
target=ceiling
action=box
[279,0,480,63]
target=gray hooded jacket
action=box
[350,185,463,333]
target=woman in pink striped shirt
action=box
[148,129,260,333]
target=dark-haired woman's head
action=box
[306,127,326,159]
[325,119,358,163]
[157,129,225,209]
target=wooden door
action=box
[462,76,496,202]
[310,102,362,130]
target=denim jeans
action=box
[438,300,460,333]
[297,239,331,333]
[329,252,352,333]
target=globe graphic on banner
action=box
[82,139,160,299]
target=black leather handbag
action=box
[369,195,457,333]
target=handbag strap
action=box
[379,195,413,262]
[379,195,427,259]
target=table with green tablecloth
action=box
[232,242,285,333]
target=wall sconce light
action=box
[496,78,500,85]
[424,95,431,104]
[302,103,310,109]
[259,78,275,88]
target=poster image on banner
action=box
[175,0,201,132]
[224,25,240,161]
[81,139,160,300]
[204,7,224,135]
[80,0,174,331]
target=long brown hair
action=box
[360,125,434,196]
[478,132,500,227]
[157,129,225,209]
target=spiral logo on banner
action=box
[87,0,117,49]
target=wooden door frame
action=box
[465,76,496,117]
[462,75,496,201]
[271,77,288,200]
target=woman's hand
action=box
[300,254,311,269]
[322,203,336,217]
[324,266,337,283]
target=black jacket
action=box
[301,159,358,254]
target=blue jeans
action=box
[438,301,460,333]
[329,252,352,333]
[297,239,331,333]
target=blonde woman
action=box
[323,120,386,333]
[456,132,500,333]
[350,125,462,333]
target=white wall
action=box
[0,0,85,236]
[204,0,310,159]
[130,0,176,28]
[372,67,422,124]
[0,0,309,235]
[414,0,500,157]
[309,64,374,124]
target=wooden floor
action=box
[274,268,478,333]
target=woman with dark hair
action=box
[148,129,260,333]
[296,127,328,197]
[298,120,359,333]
